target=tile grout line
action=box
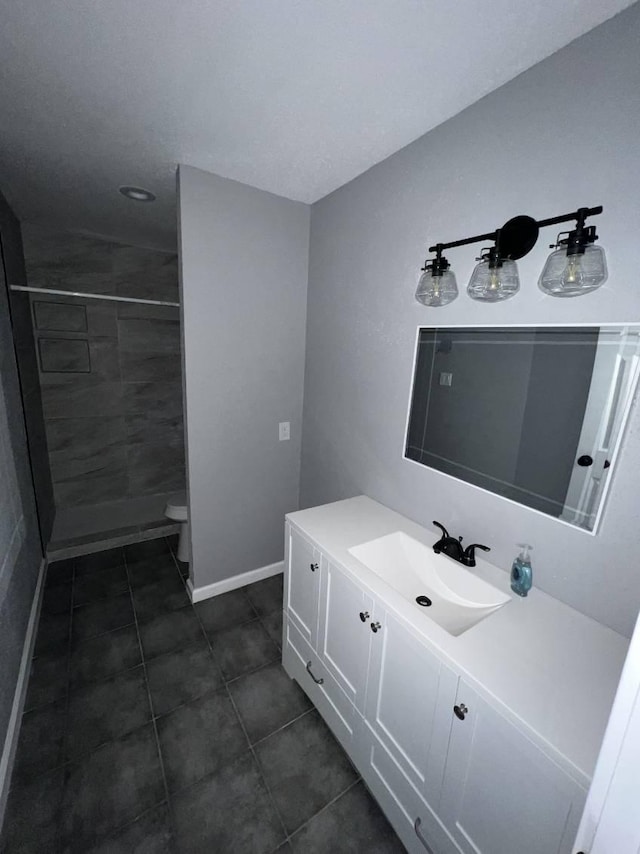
[249,706,314,750]
[123,547,177,852]
[60,545,334,851]
[287,776,362,844]
[18,552,276,753]
[53,554,77,854]
[11,543,179,852]
[223,648,284,688]
[183,560,326,851]
[19,544,374,853]
[29,548,197,768]
[225,686,292,849]
[178,557,293,849]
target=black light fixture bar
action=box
[428,205,603,254]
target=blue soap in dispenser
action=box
[511,544,533,597]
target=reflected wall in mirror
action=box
[404,325,640,532]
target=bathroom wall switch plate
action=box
[279,421,291,441]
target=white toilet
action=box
[164,492,189,563]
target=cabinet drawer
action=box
[282,617,358,753]
[359,725,462,854]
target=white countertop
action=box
[287,495,629,790]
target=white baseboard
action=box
[188,560,284,604]
[0,556,47,824]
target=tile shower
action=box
[13,224,185,552]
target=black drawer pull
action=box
[310,562,318,572]
[414,818,435,853]
[359,611,370,622]
[306,661,324,685]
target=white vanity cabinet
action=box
[282,517,589,854]
[284,524,359,750]
[439,680,585,854]
[362,604,457,808]
[358,601,463,854]
[317,556,373,713]
[285,523,321,647]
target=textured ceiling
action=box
[0,0,634,250]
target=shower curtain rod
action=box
[9,285,180,308]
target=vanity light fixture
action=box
[415,244,458,306]
[417,205,604,306]
[538,207,607,297]
[467,230,520,302]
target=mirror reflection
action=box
[405,326,640,532]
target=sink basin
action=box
[348,531,510,636]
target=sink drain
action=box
[416,595,432,607]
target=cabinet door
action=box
[317,559,373,713]
[285,525,320,648]
[440,680,586,854]
[364,604,457,807]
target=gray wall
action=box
[179,166,309,588]
[4,231,55,546]
[0,190,43,807]
[21,225,185,511]
[301,4,640,638]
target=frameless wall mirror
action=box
[404,325,640,533]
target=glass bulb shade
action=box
[467,259,520,302]
[415,269,458,307]
[538,244,608,297]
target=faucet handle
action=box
[432,521,449,539]
[462,543,490,567]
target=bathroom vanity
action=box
[282,496,628,854]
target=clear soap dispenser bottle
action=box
[511,544,533,597]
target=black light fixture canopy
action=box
[498,215,539,260]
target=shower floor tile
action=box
[1,537,402,853]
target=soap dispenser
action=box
[511,544,533,597]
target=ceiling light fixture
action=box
[417,206,604,306]
[119,185,156,202]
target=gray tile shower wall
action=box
[0,190,45,824]
[21,224,184,510]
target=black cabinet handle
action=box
[306,661,324,685]
[359,611,370,622]
[454,703,468,720]
[370,621,381,633]
[310,562,318,572]
[577,455,593,467]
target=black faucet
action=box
[432,521,491,568]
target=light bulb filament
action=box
[562,255,582,286]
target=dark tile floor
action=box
[1,536,404,853]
